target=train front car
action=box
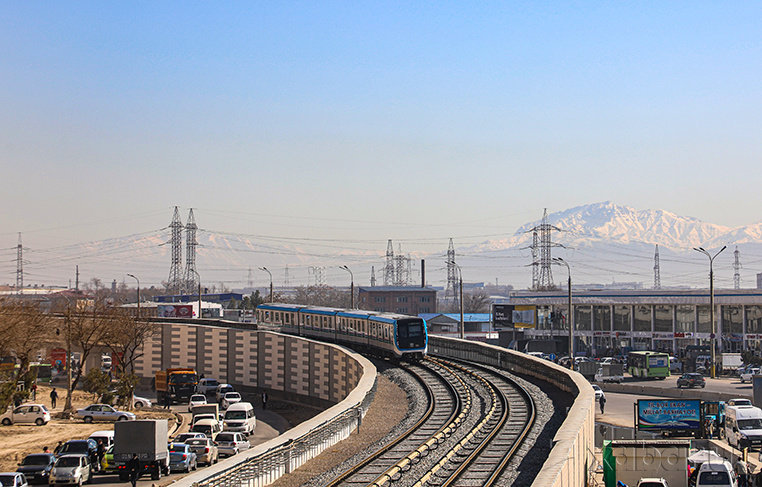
[386,314,427,361]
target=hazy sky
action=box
[2,2,761,288]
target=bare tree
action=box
[0,299,54,409]
[64,300,119,392]
[292,285,350,308]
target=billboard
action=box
[493,305,536,329]
[636,399,701,431]
[157,305,194,318]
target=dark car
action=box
[57,439,99,471]
[677,373,706,388]
[16,453,56,484]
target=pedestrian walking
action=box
[31,383,37,401]
[261,390,268,411]
[127,453,140,487]
[599,394,606,414]
[50,388,58,409]
[96,440,105,472]
[163,394,171,409]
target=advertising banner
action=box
[157,305,194,318]
[636,399,701,431]
[512,306,536,329]
[493,305,513,328]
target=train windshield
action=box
[398,323,423,338]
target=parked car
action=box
[677,373,706,388]
[168,444,197,473]
[49,454,92,486]
[184,437,218,466]
[75,404,136,423]
[57,440,98,471]
[1,404,51,426]
[221,392,241,410]
[197,378,220,396]
[741,368,760,384]
[132,395,152,409]
[188,394,207,412]
[215,432,250,458]
[0,472,28,487]
[16,453,55,484]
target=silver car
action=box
[215,432,250,457]
[49,455,92,487]
[75,404,136,423]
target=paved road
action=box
[91,403,290,487]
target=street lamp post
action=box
[693,246,726,379]
[127,274,140,318]
[259,267,273,303]
[448,261,465,339]
[553,258,574,371]
[339,265,354,309]
[60,294,73,411]
[190,269,202,319]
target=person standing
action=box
[599,394,606,414]
[127,453,140,487]
[49,388,58,409]
[261,390,268,411]
[96,440,105,472]
[54,441,63,455]
[31,383,37,401]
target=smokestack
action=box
[421,259,425,287]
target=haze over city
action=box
[2,3,761,290]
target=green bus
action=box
[628,351,670,379]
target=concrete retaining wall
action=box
[133,324,368,407]
[429,336,595,487]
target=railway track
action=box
[326,357,535,487]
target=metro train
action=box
[255,303,428,361]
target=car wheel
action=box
[2,418,11,426]
[76,477,82,487]
[36,417,45,426]
[134,402,143,409]
[117,416,128,421]
[84,416,93,423]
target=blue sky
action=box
[2,2,761,287]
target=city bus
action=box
[627,351,671,379]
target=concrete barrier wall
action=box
[600,381,752,403]
[133,324,367,406]
[428,336,595,487]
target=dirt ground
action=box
[1,384,321,473]
[0,384,176,472]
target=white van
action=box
[223,402,256,435]
[695,460,737,487]
[725,405,762,450]
[88,430,115,448]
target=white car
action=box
[221,392,241,410]
[133,395,152,408]
[75,404,136,423]
[49,454,92,486]
[0,472,28,487]
[741,368,760,383]
[188,394,207,412]
[1,404,51,426]
[215,432,250,457]
[592,384,605,401]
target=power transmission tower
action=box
[309,266,325,286]
[734,247,742,289]
[183,208,198,294]
[16,233,23,295]
[394,244,410,286]
[446,238,457,301]
[527,209,562,290]
[654,244,661,290]
[167,206,184,295]
[384,240,395,286]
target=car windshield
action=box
[175,434,199,442]
[738,419,762,430]
[55,457,81,467]
[216,434,234,442]
[639,483,666,487]
[23,455,51,465]
[225,393,240,399]
[186,439,206,446]
[191,425,211,434]
[0,475,17,486]
[170,374,197,384]
[225,411,247,419]
[190,395,206,402]
[168,445,187,453]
